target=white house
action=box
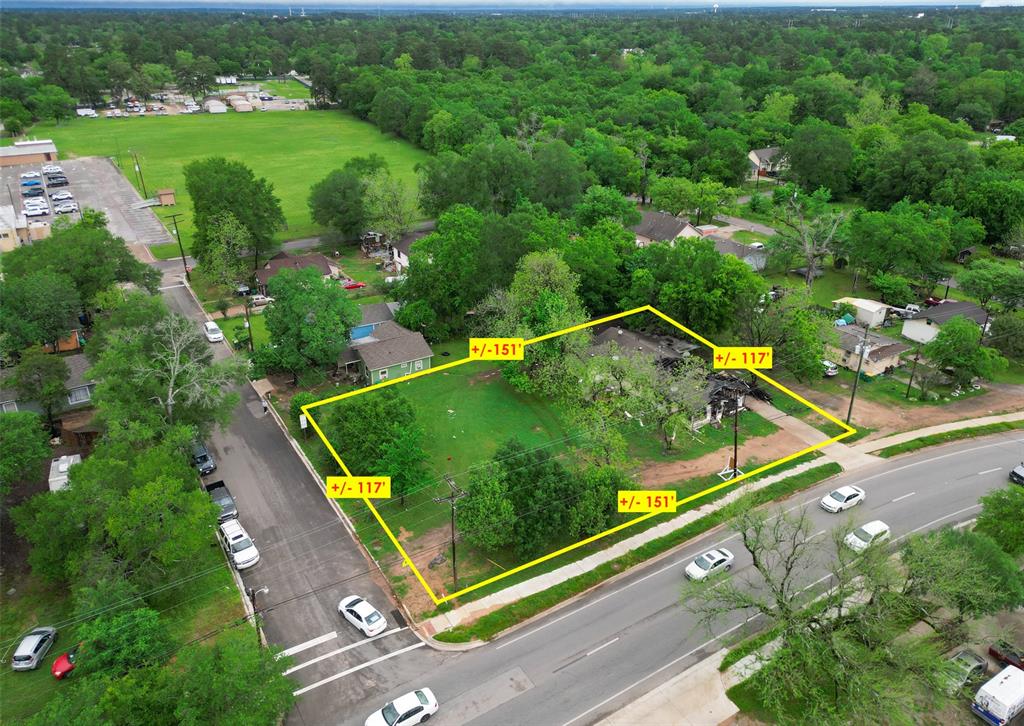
[902,301,989,344]
[833,297,889,329]
[748,147,787,180]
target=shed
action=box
[902,301,989,344]
[832,297,889,329]
[156,189,176,206]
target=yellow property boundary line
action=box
[302,305,856,605]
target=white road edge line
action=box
[292,642,425,697]
[585,638,620,658]
[284,627,407,675]
[276,631,337,659]
[891,492,916,503]
[977,467,1002,476]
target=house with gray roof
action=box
[902,301,989,344]
[0,353,96,414]
[588,325,698,367]
[827,325,910,377]
[708,234,768,272]
[345,321,433,384]
[748,147,787,179]
[351,302,402,340]
[629,211,699,247]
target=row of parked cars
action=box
[19,166,78,217]
[189,441,262,571]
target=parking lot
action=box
[1,156,174,248]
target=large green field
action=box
[20,111,429,258]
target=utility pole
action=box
[433,474,467,592]
[846,327,872,425]
[243,299,255,353]
[731,394,740,479]
[904,348,921,399]
[131,150,148,198]
[246,586,269,648]
[164,212,190,281]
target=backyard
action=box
[20,111,429,258]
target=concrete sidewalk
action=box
[745,398,881,472]
[423,457,835,635]
[852,410,1024,454]
[596,649,737,726]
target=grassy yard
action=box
[220,314,269,348]
[731,230,770,245]
[259,79,312,99]
[625,410,777,463]
[23,111,429,258]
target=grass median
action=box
[434,461,842,643]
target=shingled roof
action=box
[834,325,910,362]
[708,234,763,261]
[254,253,334,287]
[354,321,433,371]
[907,300,988,326]
[630,211,690,242]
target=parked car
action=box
[989,640,1024,670]
[365,688,438,726]
[234,283,251,297]
[23,206,49,217]
[46,178,70,188]
[11,627,57,671]
[219,519,259,570]
[248,294,274,307]
[820,485,866,513]
[21,187,45,198]
[338,596,388,637]
[42,164,62,173]
[844,520,890,552]
[203,480,237,523]
[1010,463,1024,486]
[342,279,367,290]
[924,297,949,307]
[191,441,217,476]
[20,171,41,179]
[684,548,735,581]
[51,644,80,680]
[20,179,41,187]
[54,203,79,215]
[24,198,49,208]
[821,360,839,377]
[944,649,987,694]
[203,321,224,342]
[49,191,74,201]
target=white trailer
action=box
[972,665,1024,725]
[47,454,81,492]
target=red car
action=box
[989,640,1024,670]
[51,644,80,679]
[924,297,949,307]
[342,280,367,290]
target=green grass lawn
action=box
[24,111,429,258]
[731,230,770,245]
[765,265,858,308]
[625,411,777,463]
[220,314,269,348]
[258,79,311,99]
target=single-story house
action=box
[203,99,227,114]
[828,325,910,377]
[748,147,786,179]
[588,325,698,367]
[0,353,97,414]
[254,252,340,294]
[345,321,433,384]
[389,224,435,272]
[833,297,889,329]
[708,234,768,272]
[902,301,989,344]
[351,302,402,340]
[0,139,58,167]
[630,211,700,247]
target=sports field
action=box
[23,111,429,258]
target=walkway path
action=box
[745,398,881,471]
[423,456,833,635]
[851,410,1024,454]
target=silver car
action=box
[11,627,57,670]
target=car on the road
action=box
[342,279,367,290]
[20,171,41,179]
[23,206,49,217]
[819,485,866,513]
[219,519,259,570]
[54,202,79,215]
[203,321,224,342]
[21,187,45,198]
[844,520,890,552]
[1010,463,1024,486]
[20,179,41,187]
[989,640,1024,670]
[51,644,80,680]
[338,595,388,637]
[821,360,839,377]
[365,688,439,726]
[49,191,74,201]
[191,441,217,476]
[684,548,735,581]
[943,649,987,694]
[11,627,57,671]
[248,294,274,307]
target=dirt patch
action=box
[789,382,1024,442]
[388,523,458,616]
[639,430,806,488]
[467,369,501,386]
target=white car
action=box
[219,519,259,569]
[819,485,866,513]
[41,165,62,174]
[53,203,79,215]
[50,191,74,201]
[23,198,48,208]
[365,688,438,726]
[684,548,735,581]
[248,294,274,307]
[844,520,890,553]
[23,206,49,217]
[20,171,41,179]
[203,321,224,342]
[822,360,839,377]
[338,595,388,637]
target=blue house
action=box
[350,302,402,341]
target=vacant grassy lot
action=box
[259,79,312,99]
[22,111,429,258]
